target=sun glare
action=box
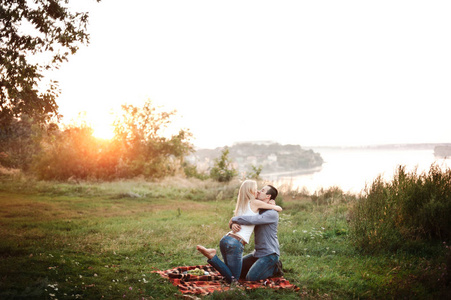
[81,111,116,140]
[92,123,115,140]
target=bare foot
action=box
[196,245,216,259]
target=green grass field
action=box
[0,176,449,299]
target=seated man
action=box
[230,184,280,281]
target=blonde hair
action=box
[234,180,257,216]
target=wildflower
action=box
[293,230,297,233]
[332,251,336,254]
[303,230,307,233]
[129,287,133,290]
[306,255,311,258]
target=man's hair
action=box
[266,185,278,200]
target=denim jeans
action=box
[240,252,279,281]
[207,235,244,283]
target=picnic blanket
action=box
[152,264,300,296]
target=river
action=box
[262,147,451,194]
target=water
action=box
[263,147,451,194]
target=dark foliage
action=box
[0,0,100,127]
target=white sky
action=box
[55,0,451,149]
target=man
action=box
[230,184,280,281]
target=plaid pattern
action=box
[152,264,300,296]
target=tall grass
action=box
[349,164,451,253]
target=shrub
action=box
[31,100,193,180]
[32,125,119,180]
[311,186,355,206]
[349,164,451,253]
[246,164,263,180]
[210,147,237,182]
[183,162,209,180]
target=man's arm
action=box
[231,210,278,225]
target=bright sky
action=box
[55,0,451,149]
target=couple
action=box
[197,180,281,284]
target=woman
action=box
[196,180,282,283]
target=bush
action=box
[246,164,263,180]
[183,162,209,180]
[349,164,451,253]
[210,147,237,182]
[32,125,120,180]
[31,101,193,180]
[311,186,354,206]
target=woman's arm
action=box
[252,199,283,212]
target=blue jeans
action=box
[207,235,244,283]
[240,253,279,281]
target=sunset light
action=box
[70,110,116,140]
[2,1,451,298]
[90,111,116,140]
[92,123,115,140]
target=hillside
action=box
[187,142,323,175]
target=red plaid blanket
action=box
[152,264,300,296]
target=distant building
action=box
[267,154,277,162]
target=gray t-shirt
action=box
[231,209,280,257]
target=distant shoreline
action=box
[306,143,451,152]
[196,143,451,152]
[261,166,323,178]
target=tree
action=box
[0,114,45,170]
[0,0,100,127]
[113,100,193,178]
[210,147,237,182]
[247,164,263,180]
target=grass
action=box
[0,174,450,299]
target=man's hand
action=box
[231,223,241,233]
[229,218,241,232]
[269,199,276,205]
